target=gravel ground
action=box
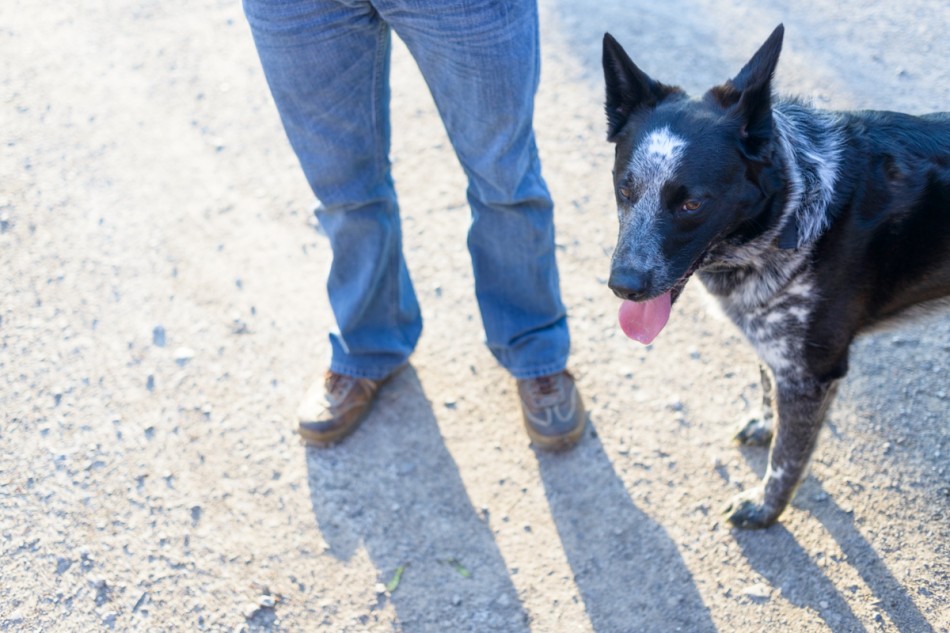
[1,0,948,631]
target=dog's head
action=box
[603,25,788,343]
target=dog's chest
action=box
[701,252,816,377]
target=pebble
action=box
[259,595,276,609]
[173,347,195,366]
[152,326,166,347]
[741,583,771,600]
[102,612,117,629]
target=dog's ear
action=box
[709,24,784,159]
[603,33,681,142]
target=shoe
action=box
[297,370,388,445]
[517,370,586,451]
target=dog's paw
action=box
[734,417,773,446]
[723,487,779,529]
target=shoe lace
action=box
[526,374,563,407]
[324,371,353,397]
[531,375,558,398]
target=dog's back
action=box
[809,109,950,340]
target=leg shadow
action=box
[802,479,936,633]
[735,454,936,631]
[732,520,867,633]
[306,367,528,632]
[537,426,718,633]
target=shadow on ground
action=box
[731,466,938,633]
[537,424,718,633]
[305,367,528,632]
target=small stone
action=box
[374,583,387,594]
[452,595,462,607]
[741,583,771,601]
[146,374,155,392]
[55,557,72,574]
[259,595,276,608]
[173,347,195,366]
[101,612,117,629]
[152,326,166,347]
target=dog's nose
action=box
[608,267,652,301]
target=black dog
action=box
[603,25,950,528]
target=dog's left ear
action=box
[603,33,682,142]
[709,24,785,159]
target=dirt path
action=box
[1,0,948,631]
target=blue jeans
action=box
[244,0,570,380]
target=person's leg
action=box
[379,0,569,380]
[381,0,583,449]
[244,0,421,381]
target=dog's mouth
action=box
[617,253,709,345]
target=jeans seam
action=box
[370,20,400,335]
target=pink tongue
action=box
[618,292,672,344]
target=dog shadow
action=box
[536,425,718,633]
[731,516,867,633]
[733,449,936,633]
[305,367,528,632]
[804,479,934,633]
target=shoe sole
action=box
[298,406,374,446]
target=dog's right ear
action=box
[603,33,681,142]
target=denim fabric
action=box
[244,0,570,380]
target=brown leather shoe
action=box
[297,370,388,445]
[517,370,586,451]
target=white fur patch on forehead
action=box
[627,126,688,182]
[646,127,687,158]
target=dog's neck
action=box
[697,102,845,306]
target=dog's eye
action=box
[619,187,633,200]
[681,199,704,213]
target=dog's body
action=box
[602,25,950,528]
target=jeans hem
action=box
[329,361,408,382]
[503,358,569,381]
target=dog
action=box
[602,24,950,528]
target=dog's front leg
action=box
[725,376,839,528]
[734,364,775,445]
